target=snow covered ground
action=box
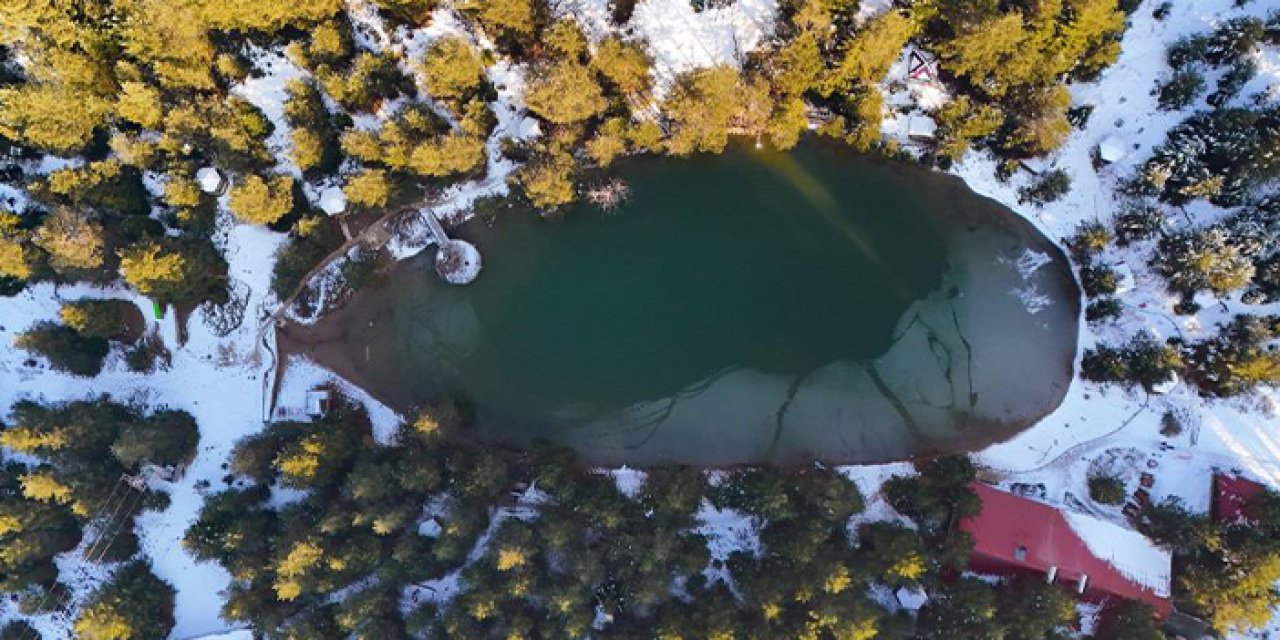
[2,0,1280,637]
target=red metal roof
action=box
[960,483,1172,617]
[1212,473,1267,524]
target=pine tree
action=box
[14,322,109,377]
[344,170,394,209]
[228,174,295,226]
[118,240,223,306]
[115,81,165,129]
[591,38,652,95]
[526,62,607,124]
[32,207,106,275]
[420,36,486,100]
[663,66,741,156]
[516,153,576,208]
[74,561,175,640]
[0,84,112,154]
[59,299,125,340]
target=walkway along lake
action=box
[282,143,1081,465]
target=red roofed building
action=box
[961,483,1173,617]
[1212,473,1267,524]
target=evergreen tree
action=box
[663,66,741,156]
[14,322,109,377]
[74,561,176,640]
[229,174,296,226]
[32,208,106,276]
[420,36,486,100]
[118,240,225,306]
[525,62,607,124]
[59,299,125,340]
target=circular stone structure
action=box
[435,239,482,285]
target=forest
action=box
[1,0,1280,637]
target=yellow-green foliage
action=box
[341,105,483,177]
[822,11,916,95]
[1185,550,1280,633]
[290,128,327,171]
[33,208,105,274]
[196,0,342,32]
[74,606,133,640]
[586,118,630,166]
[496,546,528,571]
[0,426,68,454]
[545,20,588,59]
[934,95,1003,159]
[1004,85,1073,156]
[840,90,883,152]
[663,66,742,156]
[0,212,35,280]
[344,169,393,209]
[409,134,486,177]
[115,81,165,129]
[770,31,823,97]
[766,96,808,150]
[307,20,353,64]
[59,299,123,339]
[592,38,652,95]
[420,36,486,99]
[116,0,218,90]
[118,242,190,299]
[163,176,204,208]
[526,62,607,124]
[109,133,159,168]
[19,472,73,504]
[0,85,112,155]
[463,0,534,36]
[626,120,665,153]
[517,153,576,209]
[228,175,295,225]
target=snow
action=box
[318,185,347,216]
[1063,510,1172,598]
[880,47,950,148]
[550,0,614,42]
[1097,135,1128,164]
[956,0,1280,505]
[894,585,928,611]
[187,631,252,640]
[4,0,1280,635]
[0,220,288,638]
[694,501,760,588]
[854,0,893,26]
[629,0,778,97]
[232,47,307,178]
[605,466,647,499]
[1112,262,1136,295]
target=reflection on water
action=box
[286,143,1079,465]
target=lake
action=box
[283,142,1080,465]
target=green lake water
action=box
[290,143,1080,465]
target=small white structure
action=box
[1151,373,1180,396]
[305,389,332,418]
[895,586,928,611]
[195,167,225,195]
[1097,136,1128,164]
[907,115,937,142]
[418,518,442,537]
[318,186,347,216]
[1112,262,1136,295]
